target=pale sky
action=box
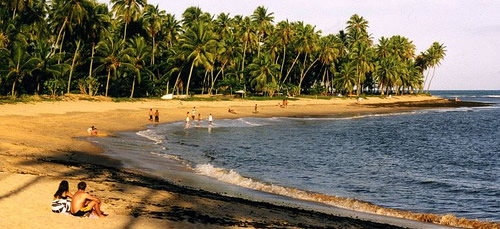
[98,0,500,90]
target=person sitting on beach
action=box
[87,126,97,136]
[154,110,159,123]
[148,108,153,122]
[70,181,107,218]
[52,180,73,213]
[228,107,237,114]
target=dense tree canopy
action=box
[0,1,446,98]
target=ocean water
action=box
[100,91,500,222]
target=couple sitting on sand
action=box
[52,180,107,218]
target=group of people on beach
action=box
[148,108,160,123]
[184,107,213,127]
[52,180,107,218]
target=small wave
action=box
[137,129,164,144]
[194,163,498,228]
[149,152,193,168]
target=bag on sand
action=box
[52,199,71,213]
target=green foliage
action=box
[0,2,445,98]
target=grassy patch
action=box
[111,97,144,102]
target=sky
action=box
[97,0,500,90]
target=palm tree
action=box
[334,61,356,95]
[144,4,165,66]
[49,0,88,59]
[67,40,81,93]
[181,6,202,28]
[111,0,146,42]
[276,20,293,81]
[251,6,274,57]
[247,54,280,94]
[425,42,446,92]
[122,36,153,98]
[318,35,340,88]
[8,0,33,19]
[210,32,242,94]
[85,1,110,95]
[160,13,180,49]
[0,41,41,97]
[237,16,257,80]
[95,36,126,97]
[180,21,216,95]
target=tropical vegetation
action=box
[0,1,446,98]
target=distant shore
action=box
[0,95,497,229]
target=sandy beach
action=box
[0,95,496,229]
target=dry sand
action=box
[0,95,496,229]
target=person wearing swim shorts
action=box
[70,181,107,217]
[154,110,159,122]
[148,109,153,121]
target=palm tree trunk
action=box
[240,40,248,80]
[186,61,195,95]
[123,22,128,42]
[299,58,319,94]
[105,68,111,97]
[356,65,361,96]
[210,61,227,94]
[11,80,16,98]
[12,7,17,20]
[52,18,67,56]
[151,36,155,65]
[88,43,96,96]
[426,67,436,93]
[58,31,66,64]
[129,74,136,98]
[67,40,81,94]
[173,67,183,95]
[283,52,301,84]
[280,45,287,81]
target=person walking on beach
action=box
[253,104,258,113]
[148,108,153,121]
[185,112,190,123]
[154,110,159,123]
[197,113,201,126]
[208,113,213,125]
[70,182,107,218]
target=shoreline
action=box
[0,95,497,229]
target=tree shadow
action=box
[9,151,405,229]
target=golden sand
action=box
[0,95,497,229]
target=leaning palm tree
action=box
[49,0,88,59]
[425,42,446,92]
[161,13,181,49]
[180,21,217,95]
[276,20,293,81]
[121,36,153,98]
[111,0,146,42]
[236,16,258,81]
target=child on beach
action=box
[185,112,190,123]
[208,113,213,125]
[197,113,201,124]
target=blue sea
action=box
[97,90,500,222]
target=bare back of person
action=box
[70,182,107,217]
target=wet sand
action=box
[0,95,496,229]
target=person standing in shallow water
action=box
[154,110,159,123]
